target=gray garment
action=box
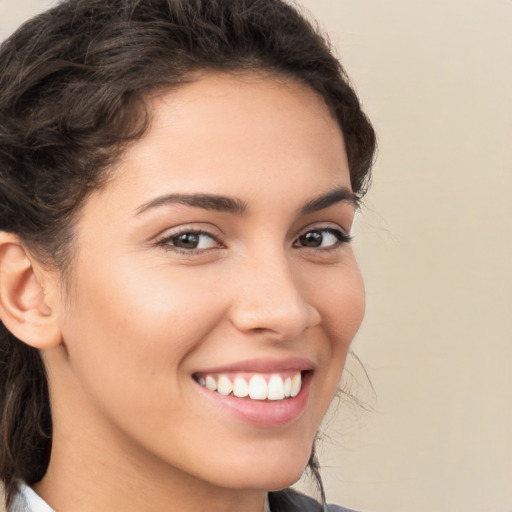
[9,482,359,512]
[288,492,358,512]
[324,505,358,512]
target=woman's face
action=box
[50,73,365,494]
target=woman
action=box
[0,1,376,511]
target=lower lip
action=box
[195,372,312,428]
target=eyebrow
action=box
[300,187,360,214]
[135,193,247,216]
[135,186,358,217]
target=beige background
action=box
[1,1,511,511]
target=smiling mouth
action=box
[193,371,308,401]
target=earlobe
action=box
[0,232,62,349]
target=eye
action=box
[157,230,220,251]
[294,228,351,249]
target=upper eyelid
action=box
[155,224,223,241]
[294,222,350,238]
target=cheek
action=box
[332,268,365,343]
[59,259,226,405]
[308,256,366,347]
[301,255,365,414]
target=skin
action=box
[32,73,366,512]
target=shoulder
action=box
[269,489,360,512]
[324,504,360,512]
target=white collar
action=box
[10,483,54,512]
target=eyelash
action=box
[155,229,221,255]
[155,226,352,256]
[293,227,352,250]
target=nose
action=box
[229,252,321,341]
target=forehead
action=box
[89,73,351,215]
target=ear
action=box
[0,232,62,349]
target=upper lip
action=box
[192,357,315,375]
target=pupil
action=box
[300,231,323,247]
[175,233,199,248]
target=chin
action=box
[212,446,312,492]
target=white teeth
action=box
[205,375,217,391]
[233,377,249,398]
[284,377,292,398]
[249,375,267,400]
[217,375,233,396]
[197,371,303,401]
[268,375,285,400]
[290,372,301,397]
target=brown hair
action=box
[0,0,376,508]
